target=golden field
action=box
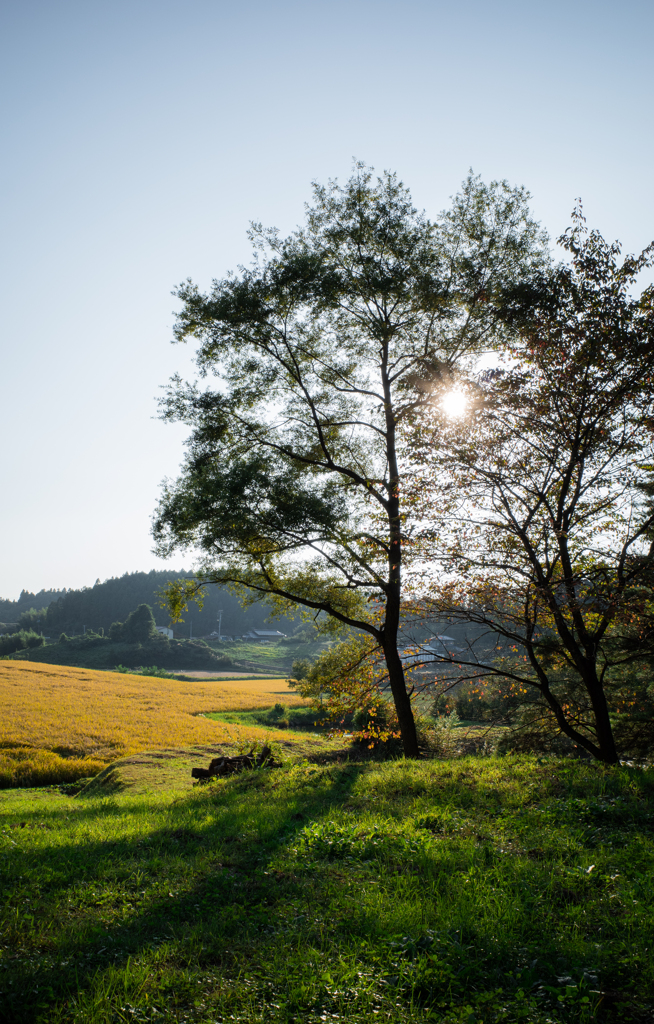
[0,661,304,787]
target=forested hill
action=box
[1,571,297,638]
[0,589,64,623]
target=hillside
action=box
[0,587,63,625]
[0,570,300,638]
[8,631,236,673]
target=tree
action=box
[410,208,654,763]
[153,164,548,757]
[0,630,45,656]
[109,603,160,643]
[16,607,46,633]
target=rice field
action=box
[0,661,305,787]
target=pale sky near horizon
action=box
[1,0,652,601]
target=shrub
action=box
[0,630,44,657]
[426,710,463,757]
[114,665,178,678]
[431,680,519,724]
[492,663,654,759]
[495,704,585,757]
[353,699,396,733]
[25,632,45,650]
[16,607,46,632]
[290,657,312,680]
[9,631,234,672]
[266,702,290,727]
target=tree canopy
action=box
[153,164,548,756]
[409,207,654,762]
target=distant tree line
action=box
[8,604,235,672]
[0,589,63,624]
[1,570,298,638]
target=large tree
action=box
[153,165,547,757]
[411,209,654,763]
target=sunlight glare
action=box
[440,390,468,419]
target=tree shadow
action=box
[1,762,367,1022]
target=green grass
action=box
[69,735,345,798]
[207,639,326,673]
[205,704,325,732]
[1,755,653,1023]
[8,636,234,673]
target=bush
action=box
[0,630,45,657]
[266,702,290,727]
[353,700,396,733]
[114,664,178,678]
[608,663,654,759]
[10,633,235,672]
[486,663,654,759]
[16,607,46,632]
[290,657,312,681]
[288,624,319,645]
[422,710,463,757]
[495,704,586,757]
[431,680,518,724]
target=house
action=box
[243,629,287,641]
[400,636,463,665]
[156,626,174,640]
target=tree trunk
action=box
[380,333,420,757]
[529,641,620,764]
[383,639,421,757]
[586,673,619,764]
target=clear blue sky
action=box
[1,0,652,599]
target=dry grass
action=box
[0,661,305,787]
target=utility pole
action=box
[217,608,223,642]
[190,620,193,640]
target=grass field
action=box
[205,639,327,674]
[1,755,653,1023]
[0,662,305,787]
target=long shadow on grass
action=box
[0,762,369,1023]
[3,760,654,1023]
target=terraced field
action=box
[0,661,305,787]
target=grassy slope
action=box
[9,636,236,673]
[207,639,326,673]
[72,731,342,798]
[7,637,319,676]
[1,755,653,1024]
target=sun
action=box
[440,390,468,419]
